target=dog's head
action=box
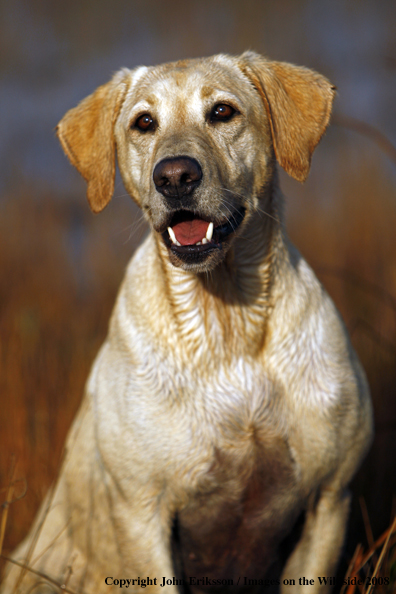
[57,52,335,272]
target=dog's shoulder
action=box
[266,240,372,467]
[271,240,367,398]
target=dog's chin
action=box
[160,206,246,273]
[167,242,229,273]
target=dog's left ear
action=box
[239,51,336,182]
[57,71,129,213]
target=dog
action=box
[2,51,372,594]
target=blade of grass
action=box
[340,544,362,594]
[359,498,374,550]
[1,555,78,594]
[358,517,396,572]
[345,547,364,594]
[365,516,396,594]
[0,457,17,556]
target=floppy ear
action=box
[56,71,129,213]
[239,51,336,182]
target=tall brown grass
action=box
[0,188,146,556]
[0,137,395,589]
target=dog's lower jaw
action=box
[159,206,247,273]
[165,240,229,273]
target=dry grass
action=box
[0,137,395,590]
[0,188,146,556]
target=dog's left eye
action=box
[210,104,236,122]
[134,113,156,132]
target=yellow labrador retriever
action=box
[3,52,372,594]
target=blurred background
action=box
[1,0,395,585]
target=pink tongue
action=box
[172,219,209,246]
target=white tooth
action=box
[202,238,208,244]
[168,226,177,244]
[206,222,214,242]
[196,241,202,246]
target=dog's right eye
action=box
[210,104,237,123]
[134,113,156,132]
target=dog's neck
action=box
[152,181,286,366]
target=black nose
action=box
[153,157,202,199]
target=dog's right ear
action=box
[57,71,129,213]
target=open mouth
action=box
[161,207,246,257]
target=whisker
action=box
[205,188,278,249]
[115,214,148,245]
[218,187,281,224]
[255,205,281,224]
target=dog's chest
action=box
[175,423,299,584]
[125,351,299,486]
[97,340,303,577]
[153,361,301,580]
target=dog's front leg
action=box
[63,443,180,593]
[281,487,350,593]
[1,400,179,594]
[102,499,179,594]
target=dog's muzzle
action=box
[154,156,246,268]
